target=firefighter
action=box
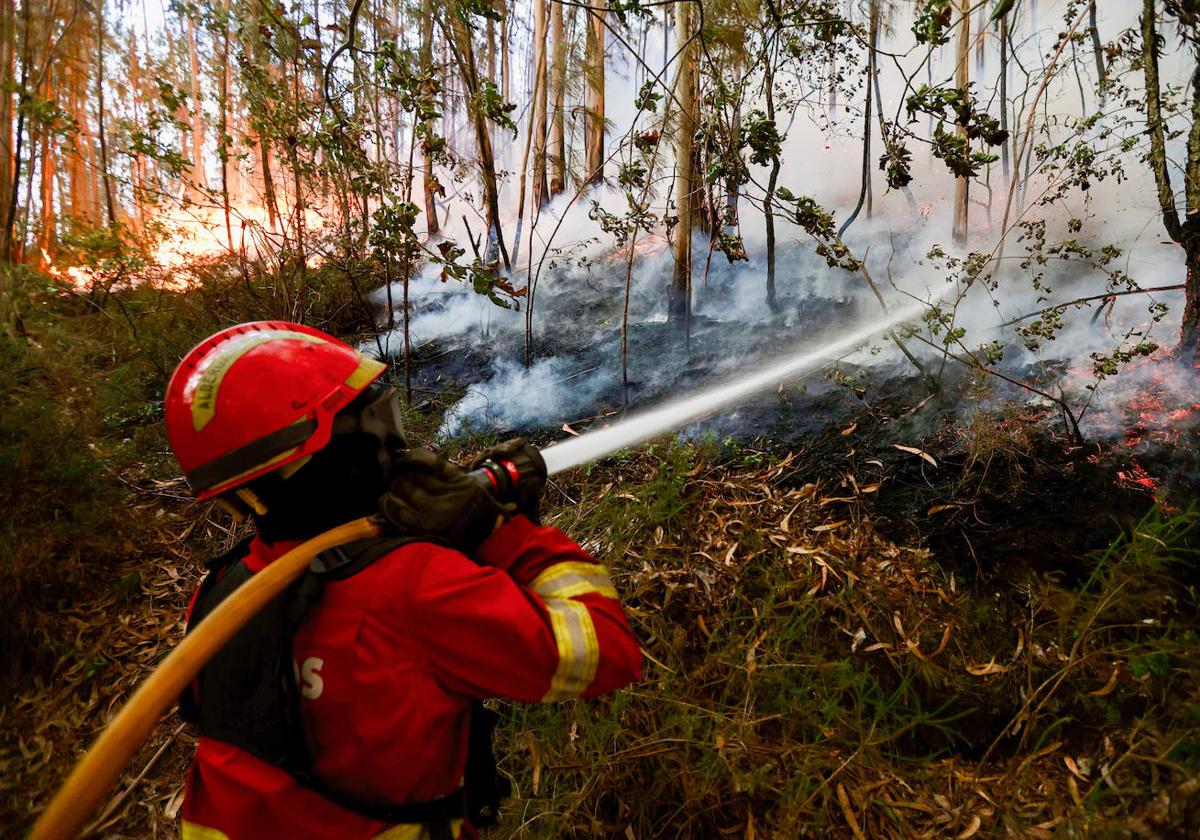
[164,322,642,840]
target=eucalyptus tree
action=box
[1138,0,1200,352]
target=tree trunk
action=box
[531,0,548,209]
[217,0,233,252]
[764,56,779,310]
[584,1,606,184]
[975,2,985,69]
[498,0,509,102]
[261,135,281,231]
[999,13,1009,183]
[95,3,116,227]
[1140,0,1200,352]
[867,3,878,217]
[669,0,695,326]
[0,0,24,261]
[1088,0,1105,98]
[0,0,14,247]
[828,53,837,119]
[128,34,147,236]
[548,0,566,195]
[1184,245,1200,353]
[486,16,496,90]
[66,30,97,226]
[952,0,970,244]
[420,0,439,234]
[446,11,509,269]
[722,60,742,241]
[36,101,56,266]
[187,17,209,201]
[839,0,877,237]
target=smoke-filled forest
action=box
[3,0,1200,836]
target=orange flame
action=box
[42,202,328,292]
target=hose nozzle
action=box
[468,443,547,506]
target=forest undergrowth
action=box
[2,267,1199,838]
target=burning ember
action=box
[1117,462,1161,492]
[1077,349,1200,498]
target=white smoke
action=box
[369,0,1195,444]
[440,356,618,438]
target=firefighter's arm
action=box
[404,519,642,702]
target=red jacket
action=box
[181,515,641,840]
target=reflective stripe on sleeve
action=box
[181,822,232,840]
[541,599,601,702]
[373,818,464,839]
[530,562,618,600]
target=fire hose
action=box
[32,291,937,837]
[29,517,382,840]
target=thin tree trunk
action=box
[187,18,209,201]
[952,0,970,244]
[584,1,606,184]
[512,38,543,270]
[217,0,233,252]
[95,3,116,227]
[828,52,838,118]
[0,0,14,247]
[128,34,147,235]
[548,0,566,195]
[531,0,548,209]
[867,3,878,217]
[663,4,668,69]
[445,12,509,269]
[764,57,779,310]
[16,129,33,261]
[975,2,985,69]
[420,0,439,234]
[486,16,495,89]
[839,0,877,237]
[261,136,281,231]
[722,60,742,242]
[669,0,695,326]
[66,30,96,225]
[498,0,509,102]
[999,13,1009,183]
[1088,0,1105,98]
[287,54,306,286]
[36,95,56,266]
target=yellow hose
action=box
[29,516,383,840]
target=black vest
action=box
[180,535,511,836]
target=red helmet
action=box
[165,322,387,500]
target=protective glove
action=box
[469,437,547,524]
[379,448,509,557]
